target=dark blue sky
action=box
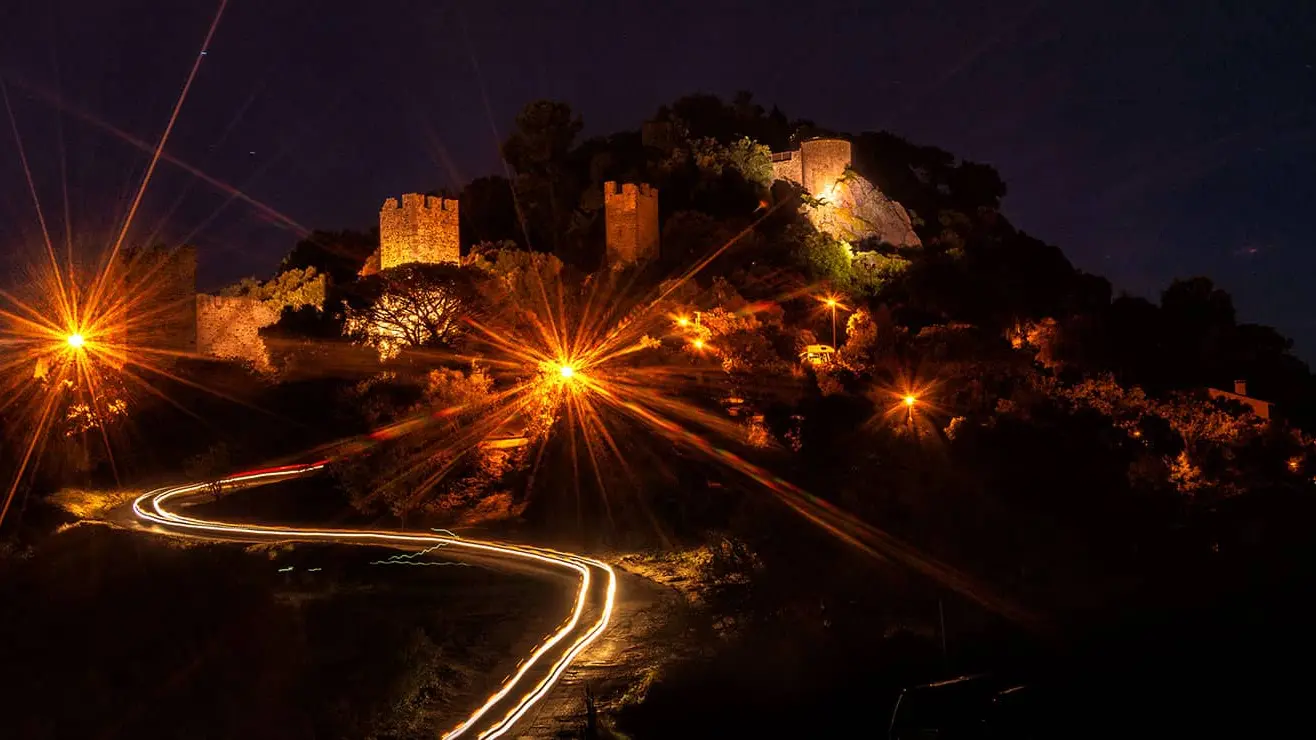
[2,0,1314,358]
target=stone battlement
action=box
[383,193,459,212]
[603,181,659,267]
[604,181,658,199]
[379,192,460,269]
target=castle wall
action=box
[799,138,852,198]
[770,138,853,199]
[196,295,281,372]
[771,151,803,185]
[603,181,659,266]
[119,246,197,356]
[379,193,460,269]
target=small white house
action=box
[799,344,836,366]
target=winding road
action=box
[128,461,617,739]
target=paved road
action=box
[127,461,616,739]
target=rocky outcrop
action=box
[807,173,922,248]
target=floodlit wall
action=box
[603,181,659,266]
[195,295,281,372]
[379,193,460,269]
[799,138,853,197]
[770,150,803,185]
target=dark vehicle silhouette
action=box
[888,674,1038,739]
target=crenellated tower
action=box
[603,181,659,267]
[379,193,460,269]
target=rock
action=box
[807,173,922,248]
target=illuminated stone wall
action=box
[770,137,853,198]
[771,138,920,247]
[603,181,659,267]
[799,138,853,198]
[771,150,803,186]
[379,193,460,269]
[195,295,281,372]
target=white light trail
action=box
[131,462,616,739]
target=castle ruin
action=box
[195,295,282,372]
[379,193,460,269]
[603,181,659,267]
[770,137,853,199]
[773,137,922,248]
[118,246,197,357]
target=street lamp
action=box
[66,333,86,350]
[903,394,917,422]
[822,296,842,347]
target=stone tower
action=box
[799,138,852,198]
[603,181,659,267]
[379,193,460,269]
[770,137,853,198]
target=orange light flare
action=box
[0,0,250,530]
[868,378,942,433]
[816,293,851,347]
[0,249,279,531]
[461,300,1041,630]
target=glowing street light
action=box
[903,394,917,422]
[819,295,846,347]
[66,333,86,349]
[691,338,705,350]
[676,316,690,328]
[558,364,575,380]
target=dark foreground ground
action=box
[608,494,1316,739]
[0,524,564,739]
[5,474,1313,739]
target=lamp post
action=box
[903,394,917,423]
[824,297,839,347]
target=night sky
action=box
[2,1,1314,358]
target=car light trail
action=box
[131,462,616,739]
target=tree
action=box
[502,101,584,256]
[470,246,570,323]
[690,137,773,188]
[795,228,853,289]
[279,230,377,284]
[459,176,525,247]
[343,264,485,360]
[220,267,326,313]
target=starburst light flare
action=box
[0,0,233,531]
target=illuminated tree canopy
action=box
[342,264,485,360]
